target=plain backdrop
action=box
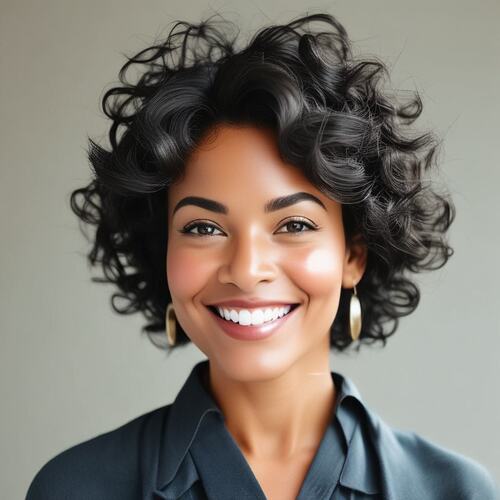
[1,0,499,498]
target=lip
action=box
[206,299,298,308]
[205,303,300,341]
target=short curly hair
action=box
[70,12,455,353]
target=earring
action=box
[349,283,362,341]
[166,303,177,347]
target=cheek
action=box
[166,243,213,353]
[286,246,344,297]
[166,244,212,300]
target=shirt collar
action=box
[332,371,380,495]
[156,360,220,491]
[155,359,379,496]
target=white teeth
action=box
[264,308,274,322]
[215,305,293,325]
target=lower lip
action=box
[206,305,300,341]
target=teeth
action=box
[215,305,293,325]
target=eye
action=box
[179,217,318,238]
[179,221,225,237]
[275,217,318,235]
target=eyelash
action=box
[179,217,319,238]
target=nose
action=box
[217,227,278,290]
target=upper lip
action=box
[206,299,299,309]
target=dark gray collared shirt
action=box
[26,360,499,500]
[155,359,381,499]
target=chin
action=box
[208,347,299,383]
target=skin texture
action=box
[166,123,367,499]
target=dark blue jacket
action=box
[26,360,499,499]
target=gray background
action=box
[1,1,499,498]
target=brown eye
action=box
[180,221,224,237]
[276,217,318,235]
[179,217,318,237]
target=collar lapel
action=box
[333,372,381,495]
[362,405,440,500]
[156,360,219,492]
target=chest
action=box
[245,450,317,500]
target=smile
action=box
[210,304,299,325]
[205,303,301,341]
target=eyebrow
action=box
[172,191,327,216]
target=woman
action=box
[26,12,499,500]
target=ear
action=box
[342,233,368,289]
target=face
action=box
[166,124,366,382]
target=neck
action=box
[206,346,337,461]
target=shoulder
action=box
[395,428,499,498]
[364,406,499,500]
[25,404,172,500]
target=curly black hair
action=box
[70,12,455,353]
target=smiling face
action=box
[166,123,367,382]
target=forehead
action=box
[171,124,318,197]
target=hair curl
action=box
[70,12,456,353]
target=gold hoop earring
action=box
[166,303,177,347]
[349,283,362,341]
